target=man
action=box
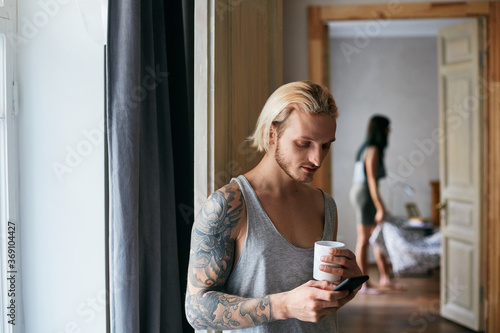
[185,81,363,332]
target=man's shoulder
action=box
[321,190,336,209]
[200,180,246,219]
[195,180,246,234]
[308,185,336,211]
[211,179,243,204]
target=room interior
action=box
[2,0,499,332]
[328,18,464,259]
[196,1,500,332]
[303,3,500,332]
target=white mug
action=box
[313,241,345,282]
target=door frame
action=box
[307,2,500,331]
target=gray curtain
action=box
[106,0,194,332]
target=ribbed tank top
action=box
[222,175,338,333]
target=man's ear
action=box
[269,123,276,146]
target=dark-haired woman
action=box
[350,115,403,293]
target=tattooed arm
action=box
[185,182,353,330]
[185,182,272,330]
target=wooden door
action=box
[438,19,484,331]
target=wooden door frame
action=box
[308,2,500,331]
[194,0,282,214]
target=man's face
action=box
[273,110,337,183]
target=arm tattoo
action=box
[186,291,272,330]
[190,190,239,286]
[185,185,273,330]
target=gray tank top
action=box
[223,175,338,333]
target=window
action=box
[0,2,17,331]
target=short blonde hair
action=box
[248,80,338,152]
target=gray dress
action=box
[350,146,385,225]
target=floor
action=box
[337,267,477,333]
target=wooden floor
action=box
[337,267,477,333]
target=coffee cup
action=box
[313,241,345,282]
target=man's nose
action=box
[309,146,322,167]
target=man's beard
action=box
[275,139,313,183]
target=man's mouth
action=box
[302,166,318,173]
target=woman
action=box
[350,115,403,293]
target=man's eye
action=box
[296,142,309,148]
[322,143,332,150]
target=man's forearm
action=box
[185,289,273,330]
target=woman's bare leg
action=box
[374,245,391,281]
[355,224,380,293]
[374,242,406,291]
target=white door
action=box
[438,19,484,331]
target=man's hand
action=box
[319,248,364,287]
[271,280,352,323]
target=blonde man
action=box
[185,81,363,332]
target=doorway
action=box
[329,17,483,331]
[328,17,469,272]
[306,3,500,332]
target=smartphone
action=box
[333,275,369,292]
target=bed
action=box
[370,215,441,276]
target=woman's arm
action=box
[364,146,386,223]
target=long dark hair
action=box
[356,115,390,161]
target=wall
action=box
[330,36,439,252]
[18,0,106,331]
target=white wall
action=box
[18,0,106,331]
[330,36,439,253]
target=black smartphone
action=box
[333,275,369,292]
